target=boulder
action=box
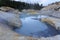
[0,11,21,29]
[41,17,60,30]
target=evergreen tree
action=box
[0,0,44,10]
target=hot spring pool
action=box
[15,15,59,38]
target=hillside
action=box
[39,1,60,18]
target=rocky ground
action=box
[38,2,60,18]
[0,3,60,40]
[0,7,22,40]
[38,2,60,31]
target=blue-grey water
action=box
[15,14,59,38]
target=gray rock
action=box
[0,6,21,15]
[0,23,20,40]
[41,17,60,30]
[0,11,21,28]
[39,3,60,18]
